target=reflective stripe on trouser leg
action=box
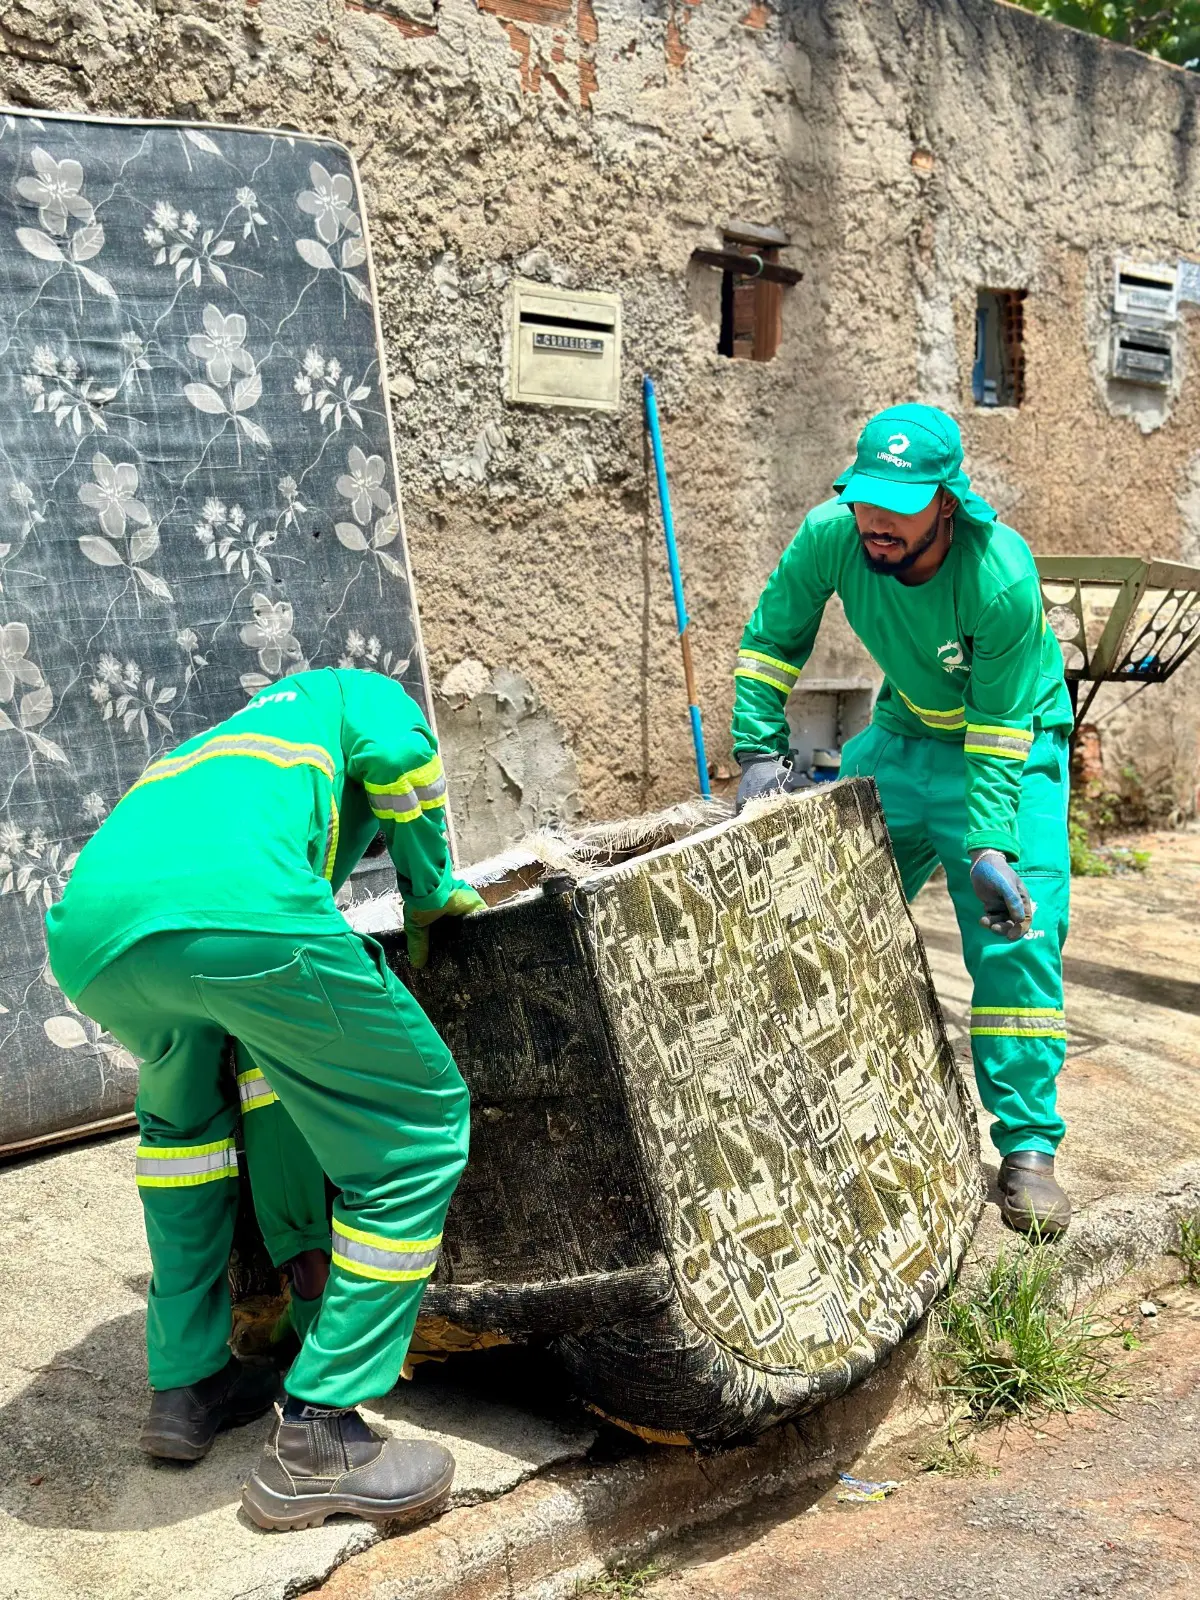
[135,1138,238,1187]
[237,1066,279,1113]
[331,1219,441,1282]
[236,1042,332,1270]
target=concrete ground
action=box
[642,1282,1200,1600]
[1,829,1198,1600]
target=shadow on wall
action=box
[435,663,582,865]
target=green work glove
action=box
[405,881,486,969]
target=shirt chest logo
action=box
[937,639,966,673]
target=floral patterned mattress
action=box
[0,108,429,1153]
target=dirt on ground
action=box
[641,1284,1200,1600]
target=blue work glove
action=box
[969,849,1032,941]
[405,880,486,969]
[735,751,813,814]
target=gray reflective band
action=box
[332,1224,441,1279]
[136,1145,238,1181]
[964,729,1033,757]
[735,656,796,694]
[971,1012,1066,1034]
[412,773,447,805]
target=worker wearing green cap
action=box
[732,404,1074,1236]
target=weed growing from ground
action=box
[1172,1215,1200,1285]
[576,1560,666,1597]
[932,1242,1118,1426]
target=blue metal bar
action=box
[643,374,711,797]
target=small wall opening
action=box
[972,288,1026,407]
[718,237,782,362]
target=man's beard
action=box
[859,502,942,578]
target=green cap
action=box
[834,404,997,525]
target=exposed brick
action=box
[479,0,572,28]
[579,53,598,108]
[501,20,541,94]
[665,3,687,68]
[740,0,769,28]
[577,0,598,46]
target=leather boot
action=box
[240,1405,455,1531]
[998,1150,1072,1237]
[140,1356,280,1461]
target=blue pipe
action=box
[644,374,711,798]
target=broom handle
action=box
[643,375,711,798]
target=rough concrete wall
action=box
[3,0,1199,828]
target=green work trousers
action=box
[841,723,1070,1157]
[77,927,470,1406]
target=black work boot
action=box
[998,1150,1072,1237]
[140,1357,280,1461]
[240,1403,455,1531]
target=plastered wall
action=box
[3,0,1199,839]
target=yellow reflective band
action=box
[738,649,802,679]
[964,724,1033,761]
[236,1067,279,1114]
[131,733,336,794]
[365,752,447,824]
[135,1138,238,1188]
[971,1006,1067,1040]
[323,794,340,881]
[897,690,966,730]
[331,1218,442,1282]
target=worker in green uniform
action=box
[733,404,1074,1236]
[45,668,484,1531]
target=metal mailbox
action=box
[507,279,621,412]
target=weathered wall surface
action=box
[3,0,1199,835]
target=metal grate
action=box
[1036,555,1200,724]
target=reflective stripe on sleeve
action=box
[897,690,967,731]
[970,1006,1066,1040]
[331,1218,442,1282]
[964,724,1034,761]
[364,753,447,827]
[236,1067,279,1114]
[135,1138,238,1188]
[323,794,340,881]
[734,650,802,695]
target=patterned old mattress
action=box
[0,108,428,1153]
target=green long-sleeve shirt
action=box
[732,500,1073,859]
[46,667,455,999]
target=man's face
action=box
[853,491,944,577]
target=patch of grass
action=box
[917,1426,995,1478]
[575,1560,666,1597]
[932,1242,1118,1427]
[1172,1215,1200,1286]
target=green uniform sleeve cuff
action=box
[399,855,456,915]
[965,828,1020,861]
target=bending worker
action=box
[46,667,484,1531]
[733,404,1074,1236]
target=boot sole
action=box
[999,1201,1070,1238]
[139,1395,279,1462]
[240,1460,455,1532]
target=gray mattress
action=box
[0,108,427,1154]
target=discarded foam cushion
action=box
[388,781,982,1446]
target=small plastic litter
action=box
[836,1473,901,1503]
[1139,1300,1159,1318]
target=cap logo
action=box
[875,428,914,470]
